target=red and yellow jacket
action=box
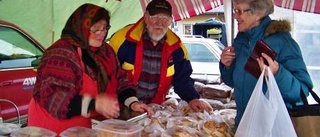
[109,18,200,104]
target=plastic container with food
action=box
[10,126,56,137]
[0,123,20,136]
[93,119,143,137]
[60,126,97,137]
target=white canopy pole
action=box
[224,0,233,46]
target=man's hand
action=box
[189,99,213,113]
[130,102,154,116]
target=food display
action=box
[0,123,20,135]
[162,126,203,137]
[60,126,97,137]
[194,81,205,93]
[167,117,198,129]
[94,119,143,137]
[201,84,232,98]
[10,126,56,137]
[199,120,231,137]
[219,109,236,130]
[9,98,235,137]
[139,99,236,137]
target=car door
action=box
[0,20,44,124]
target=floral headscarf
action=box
[60,3,113,94]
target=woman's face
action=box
[144,12,172,42]
[89,20,110,47]
[233,3,263,32]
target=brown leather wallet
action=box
[244,40,277,79]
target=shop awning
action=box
[274,0,320,14]
[139,0,223,21]
[140,0,320,21]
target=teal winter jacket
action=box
[219,16,313,130]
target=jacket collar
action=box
[244,16,273,42]
[244,16,292,40]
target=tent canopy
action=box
[0,0,319,47]
[0,0,143,47]
[140,0,320,21]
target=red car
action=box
[0,20,45,126]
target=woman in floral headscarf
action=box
[27,3,151,134]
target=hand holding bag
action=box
[289,88,320,137]
[235,67,297,137]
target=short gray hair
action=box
[233,0,274,16]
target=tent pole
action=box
[224,0,234,46]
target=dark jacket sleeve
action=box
[172,47,200,102]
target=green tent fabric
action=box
[0,0,143,48]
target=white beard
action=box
[150,33,166,41]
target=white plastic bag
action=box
[235,67,297,137]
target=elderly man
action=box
[109,0,212,115]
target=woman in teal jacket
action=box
[220,0,313,130]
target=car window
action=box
[184,42,219,62]
[0,26,43,69]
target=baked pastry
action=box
[203,120,217,134]
[162,98,178,109]
[169,117,197,128]
[178,119,192,127]
[149,117,166,129]
[172,131,194,137]
[217,122,227,133]
[181,106,194,115]
[171,128,200,137]
[202,121,229,137]
[211,130,227,137]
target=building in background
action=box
[174,6,224,36]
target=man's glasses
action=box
[90,25,111,33]
[149,15,171,22]
[233,8,251,15]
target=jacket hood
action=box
[265,20,291,37]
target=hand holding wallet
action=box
[244,40,277,79]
